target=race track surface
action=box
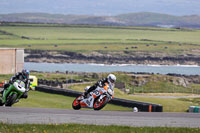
[0,107,200,127]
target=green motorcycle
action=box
[0,80,26,106]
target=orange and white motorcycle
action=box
[72,83,114,110]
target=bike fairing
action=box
[0,70,30,106]
[85,83,113,108]
[3,70,30,98]
[1,80,26,106]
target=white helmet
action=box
[107,74,116,84]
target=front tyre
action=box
[72,96,82,110]
[93,96,109,110]
[0,99,4,106]
[5,93,17,107]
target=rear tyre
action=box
[5,93,17,107]
[93,96,109,111]
[72,96,82,110]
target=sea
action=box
[24,62,200,75]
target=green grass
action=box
[179,97,200,105]
[0,123,199,133]
[13,91,131,111]
[124,74,200,94]
[132,81,200,94]
[9,78,191,112]
[1,25,200,43]
[3,80,200,112]
[0,23,200,55]
[1,72,200,112]
[0,74,12,82]
[118,95,195,112]
[68,83,200,112]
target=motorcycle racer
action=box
[73,74,116,110]
[83,74,116,98]
[1,69,30,98]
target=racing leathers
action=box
[84,77,110,97]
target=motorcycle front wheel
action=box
[93,96,109,110]
[5,93,17,107]
[72,96,82,110]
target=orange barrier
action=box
[149,104,152,112]
[0,83,3,87]
[0,81,5,88]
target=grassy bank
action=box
[68,83,199,112]
[2,72,200,95]
[1,72,200,112]
[13,91,131,111]
[0,74,12,82]
[9,83,199,112]
[0,123,199,133]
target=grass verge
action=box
[0,123,199,133]
[68,83,200,112]
[13,91,131,111]
[1,72,200,112]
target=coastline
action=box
[24,49,200,66]
[25,56,200,66]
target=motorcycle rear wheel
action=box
[93,96,109,110]
[5,93,17,107]
[72,96,82,110]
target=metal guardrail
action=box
[35,85,163,112]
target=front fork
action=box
[98,94,108,102]
[2,89,9,103]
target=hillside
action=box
[116,12,200,28]
[0,12,200,28]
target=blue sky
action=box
[0,0,199,16]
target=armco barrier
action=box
[109,97,163,112]
[35,85,163,112]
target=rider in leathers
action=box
[83,74,116,98]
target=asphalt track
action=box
[0,107,200,128]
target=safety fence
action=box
[35,85,163,112]
[38,79,83,88]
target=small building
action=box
[0,48,24,74]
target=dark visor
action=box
[110,79,115,83]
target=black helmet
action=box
[22,69,30,78]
